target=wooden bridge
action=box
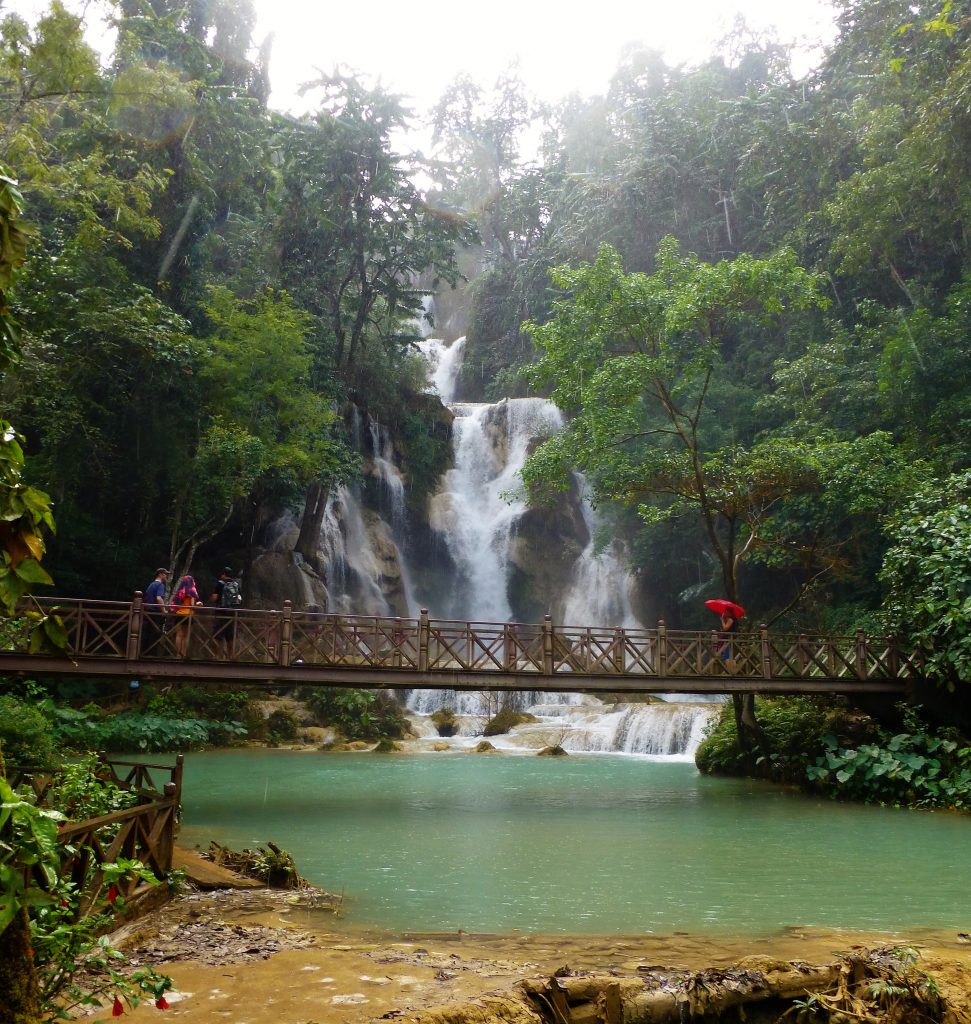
[0,594,921,697]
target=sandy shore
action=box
[85,884,971,1024]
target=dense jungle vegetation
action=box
[2,2,971,1015]
[1,1,970,778]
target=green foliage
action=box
[39,753,137,822]
[805,707,971,809]
[265,707,298,741]
[0,775,61,934]
[145,684,252,721]
[880,470,971,694]
[52,709,247,753]
[303,687,407,741]
[695,696,837,779]
[0,693,59,769]
[483,707,538,736]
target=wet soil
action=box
[87,886,971,1024]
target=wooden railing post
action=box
[887,635,899,677]
[159,781,178,871]
[278,601,293,667]
[797,635,808,676]
[418,608,429,672]
[612,628,625,673]
[760,623,772,679]
[855,629,867,679]
[657,620,667,677]
[127,591,144,660]
[503,622,514,671]
[542,614,554,675]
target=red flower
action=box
[107,884,119,904]
[155,996,169,1010]
[112,996,124,1016]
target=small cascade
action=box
[319,486,392,616]
[416,699,718,758]
[368,418,407,537]
[418,336,465,403]
[561,494,638,628]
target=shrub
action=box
[53,709,247,752]
[266,707,299,740]
[0,693,59,768]
[806,705,971,809]
[303,687,408,740]
[695,696,841,781]
[430,707,457,737]
[483,707,538,736]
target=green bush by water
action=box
[696,699,971,809]
[302,687,408,741]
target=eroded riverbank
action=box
[93,886,971,1024]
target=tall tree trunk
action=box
[0,908,41,1023]
[295,482,328,570]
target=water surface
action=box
[179,750,971,936]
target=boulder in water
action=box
[483,708,539,736]
[470,740,498,754]
[537,744,568,757]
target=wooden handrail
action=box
[4,594,922,692]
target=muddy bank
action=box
[88,885,971,1024]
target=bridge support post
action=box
[542,615,554,674]
[127,592,144,661]
[418,608,429,672]
[279,601,293,667]
[760,623,772,679]
[657,620,667,677]
[503,623,514,671]
[887,635,899,677]
[855,629,866,679]
[612,628,624,673]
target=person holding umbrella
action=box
[705,599,745,673]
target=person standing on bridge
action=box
[141,567,169,656]
[209,567,241,660]
[169,575,202,657]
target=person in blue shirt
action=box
[142,567,169,655]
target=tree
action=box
[271,74,473,561]
[522,239,826,745]
[880,470,971,701]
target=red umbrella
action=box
[705,599,745,619]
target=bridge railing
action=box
[7,595,921,681]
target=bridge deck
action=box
[1,596,920,696]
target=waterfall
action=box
[561,490,638,628]
[426,398,564,621]
[421,700,719,758]
[418,336,465,403]
[301,334,713,761]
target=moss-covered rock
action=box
[470,740,498,754]
[372,737,402,753]
[537,744,568,756]
[483,707,539,736]
[431,707,458,737]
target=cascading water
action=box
[299,334,716,756]
[427,398,565,621]
[400,337,718,755]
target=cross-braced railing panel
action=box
[11,595,918,689]
[552,627,625,674]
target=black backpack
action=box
[219,578,242,608]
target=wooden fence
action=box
[1,595,922,694]
[8,755,183,914]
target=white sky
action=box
[252,0,839,116]
[4,0,839,124]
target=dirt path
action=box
[86,887,971,1024]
